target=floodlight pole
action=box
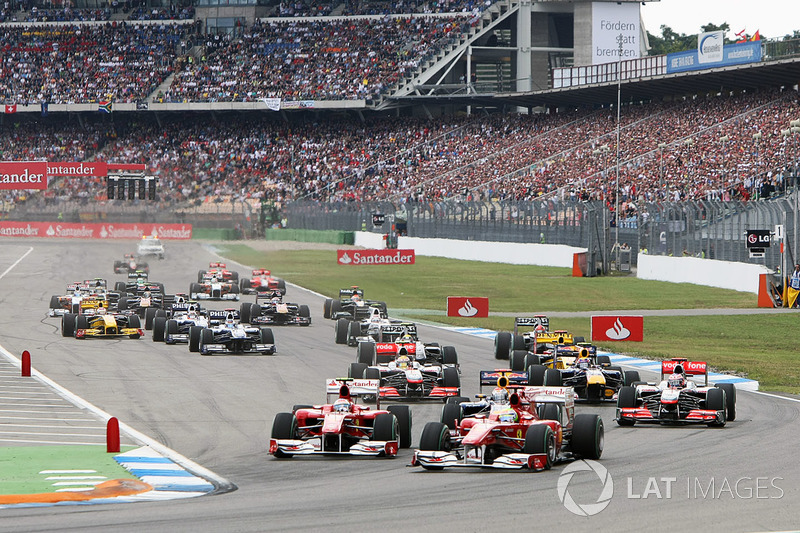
[615,34,623,255]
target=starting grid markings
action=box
[445,326,760,391]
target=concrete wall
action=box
[355,232,583,267]
[637,253,771,294]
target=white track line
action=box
[0,247,33,280]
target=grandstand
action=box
[1,0,800,270]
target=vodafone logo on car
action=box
[591,316,643,342]
[337,249,415,265]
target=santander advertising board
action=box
[337,249,415,265]
[0,222,192,240]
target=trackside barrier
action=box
[192,228,238,240]
[572,252,586,277]
[757,273,777,308]
[107,417,120,453]
[21,350,30,377]
[265,229,354,244]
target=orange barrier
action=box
[572,252,586,277]
[757,273,775,308]
[0,479,152,505]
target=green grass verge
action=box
[398,314,800,394]
[218,245,754,311]
[0,445,137,495]
[217,245,796,392]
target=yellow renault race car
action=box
[61,311,143,339]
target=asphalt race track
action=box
[1,239,799,532]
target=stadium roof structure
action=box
[386,56,800,109]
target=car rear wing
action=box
[252,269,269,276]
[207,309,241,321]
[127,271,149,280]
[513,316,549,335]
[661,358,708,386]
[521,386,575,409]
[379,323,416,337]
[325,378,380,406]
[256,290,283,303]
[479,370,528,389]
[209,262,226,268]
[338,287,364,299]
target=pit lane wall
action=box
[353,232,767,293]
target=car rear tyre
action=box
[188,326,203,352]
[260,327,275,345]
[152,317,167,342]
[128,315,141,329]
[240,302,252,323]
[571,414,604,459]
[623,370,641,387]
[511,334,526,351]
[510,349,527,371]
[298,305,310,323]
[334,318,349,344]
[494,331,511,360]
[364,367,381,380]
[441,345,458,365]
[144,307,158,330]
[527,364,547,386]
[442,367,460,391]
[349,363,368,379]
[523,424,555,470]
[271,412,297,458]
[441,403,462,430]
[446,396,469,405]
[597,355,611,366]
[346,321,359,345]
[524,353,540,369]
[62,313,76,337]
[323,298,333,319]
[543,368,562,386]
[539,403,560,421]
[199,328,214,355]
[357,341,376,365]
[387,405,412,448]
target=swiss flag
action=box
[4,104,17,114]
[591,316,643,342]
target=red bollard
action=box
[107,417,120,453]
[21,350,31,377]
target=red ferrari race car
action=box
[411,373,604,471]
[197,262,239,283]
[269,379,411,458]
[616,358,736,427]
[240,269,286,295]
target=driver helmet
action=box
[396,355,411,370]
[73,289,82,297]
[187,304,198,317]
[370,308,382,322]
[398,333,414,343]
[491,387,509,403]
[534,324,547,334]
[264,270,271,276]
[143,290,151,298]
[667,373,685,389]
[497,408,518,423]
[225,313,236,327]
[333,399,351,413]
[576,357,591,370]
[175,295,186,304]
[97,304,107,315]
[211,275,219,283]
[351,294,362,303]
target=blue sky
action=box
[641,0,798,40]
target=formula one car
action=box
[191,310,275,355]
[494,316,581,360]
[48,280,112,317]
[334,306,393,345]
[137,235,165,260]
[190,275,240,301]
[323,287,387,320]
[353,326,459,368]
[113,253,149,275]
[61,309,143,339]
[197,262,239,283]
[118,289,173,326]
[269,378,412,458]
[524,347,640,402]
[616,358,737,427]
[151,299,209,343]
[114,271,164,296]
[240,290,310,326]
[239,269,286,295]
[411,373,604,471]
[348,350,461,402]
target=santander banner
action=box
[337,249,415,265]
[0,161,48,190]
[591,315,643,342]
[447,297,489,317]
[0,222,192,240]
[47,162,108,177]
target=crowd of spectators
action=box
[0,22,197,105]
[165,16,472,102]
[268,0,489,17]
[2,87,799,218]
[127,5,194,20]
